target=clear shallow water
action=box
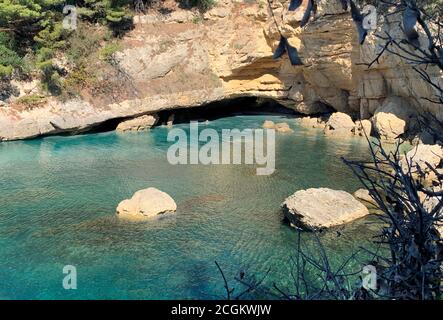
[0,114,380,299]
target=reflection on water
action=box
[0,115,381,299]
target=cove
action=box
[167,121,276,175]
[0,114,380,299]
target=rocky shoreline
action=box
[0,0,441,142]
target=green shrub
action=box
[0,32,24,78]
[99,42,121,62]
[15,94,46,108]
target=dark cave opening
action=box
[88,96,299,134]
[156,97,297,125]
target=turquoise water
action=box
[0,114,379,299]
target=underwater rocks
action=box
[262,121,294,133]
[116,114,159,132]
[275,122,294,133]
[282,188,370,231]
[299,112,372,137]
[116,187,177,219]
[298,116,324,129]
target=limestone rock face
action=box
[116,187,177,219]
[0,1,441,141]
[282,188,370,230]
[116,114,158,132]
[372,97,416,142]
[324,112,355,135]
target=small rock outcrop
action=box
[275,122,293,133]
[166,114,175,127]
[354,120,372,137]
[372,97,416,142]
[116,187,177,219]
[298,116,327,129]
[282,188,370,231]
[116,114,159,132]
[401,144,443,184]
[262,121,293,133]
[324,112,355,135]
[262,120,275,129]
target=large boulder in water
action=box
[323,112,356,135]
[281,188,370,231]
[116,187,177,219]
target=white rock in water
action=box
[282,188,370,231]
[262,120,275,129]
[275,122,293,133]
[116,187,177,219]
[299,116,325,129]
[324,112,356,135]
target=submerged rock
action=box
[282,188,370,231]
[262,120,275,129]
[275,122,293,133]
[116,114,158,132]
[262,121,293,133]
[116,187,177,219]
[298,116,326,129]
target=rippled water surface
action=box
[0,114,380,299]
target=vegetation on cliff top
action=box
[0,0,214,98]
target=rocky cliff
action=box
[0,0,442,141]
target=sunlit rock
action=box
[282,188,370,230]
[116,188,177,219]
[116,114,158,132]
